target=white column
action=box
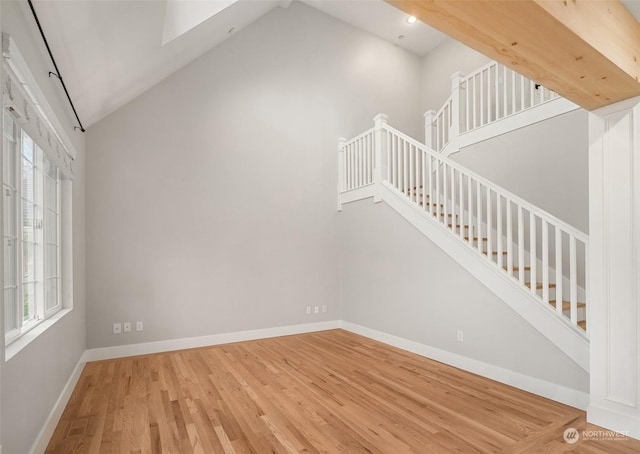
[424,110,435,149]
[588,96,640,440]
[449,71,464,151]
[373,113,388,203]
[337,137,346,211]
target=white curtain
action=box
[2,33,75,179]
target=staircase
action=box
[337,64,589,371]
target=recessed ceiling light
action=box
[228,27,235,34]
[406,15,417,24]
[398,35,405,40]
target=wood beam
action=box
[386,0,640,110]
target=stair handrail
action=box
[383,123,588,243]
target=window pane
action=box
[23,282,35,322]
[4,288,17,332]
[23,201,35,240]
[22,158,34,203]
[3,187,15,238]
[4,238,16,286]
[22,240,35,282]
[45,244,58,279]
[22,132,33,162]
[46,278,57,311]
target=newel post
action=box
[337,137,346,211]
[450,71,464,149]
[424,110,435,149]
[373,113,388,203]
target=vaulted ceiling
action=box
[25,0,447,128]
[22,1,640,127]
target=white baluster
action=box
[459,169,464,240]
[542,219,549,304]
[497,195,503,268]
[503,65,508,118]
[409,144,414,200]
[451,167,456,231]
[428,153,433,215]
[518,206,525,284]
[486,188,492,258]
[386,131,391,183]
[555,228,563,314]
[337,137,346,210]
[570,236,578,324]
[530,212,537,295]
[507,199,513,275]
[468,175,473,244]
[476,180,482,252]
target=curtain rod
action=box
[26,0,85,133]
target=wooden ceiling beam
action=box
[386,0,640,110]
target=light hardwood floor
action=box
[46,329,640,453]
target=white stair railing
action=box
[425,61,563,155]
[339,116,589,334]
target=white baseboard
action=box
[83,320,341,362]
[29,358,86,454]
[340,321,590,410]
[588,405,640,441]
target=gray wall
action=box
[1,2,87,454]
[338,199,589,392]
[453,109,589,232]
[85,1,423,349]
[421,39,490,117]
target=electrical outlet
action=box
[136,321,143,331]
[314,306,319,314]
[306,306,311,314]
[322,305,327,313]
[123,322,131,332]
[113,323,122,334]
[457,330,464,342]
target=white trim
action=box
[83,320,341,362]
[442,97,580,157]
[28,357,85,454]
[587,405,640,440]
[378,182,590,371]
[340,321,590,410]
[4,308,72,361]
[339,184,376,206]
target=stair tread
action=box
[548,300,587,311]
[465,237,487,241]
[578,320,587,330]
[525,282,557,289]
[504,266,532,271]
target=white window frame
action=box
[2,33,75,358]
[4,114,62,346]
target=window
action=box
[3,111,61,344]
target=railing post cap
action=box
[423,110,436,118]
[450,71,465,80]
[373,113,388,123]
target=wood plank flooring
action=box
[46,329,640,453]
